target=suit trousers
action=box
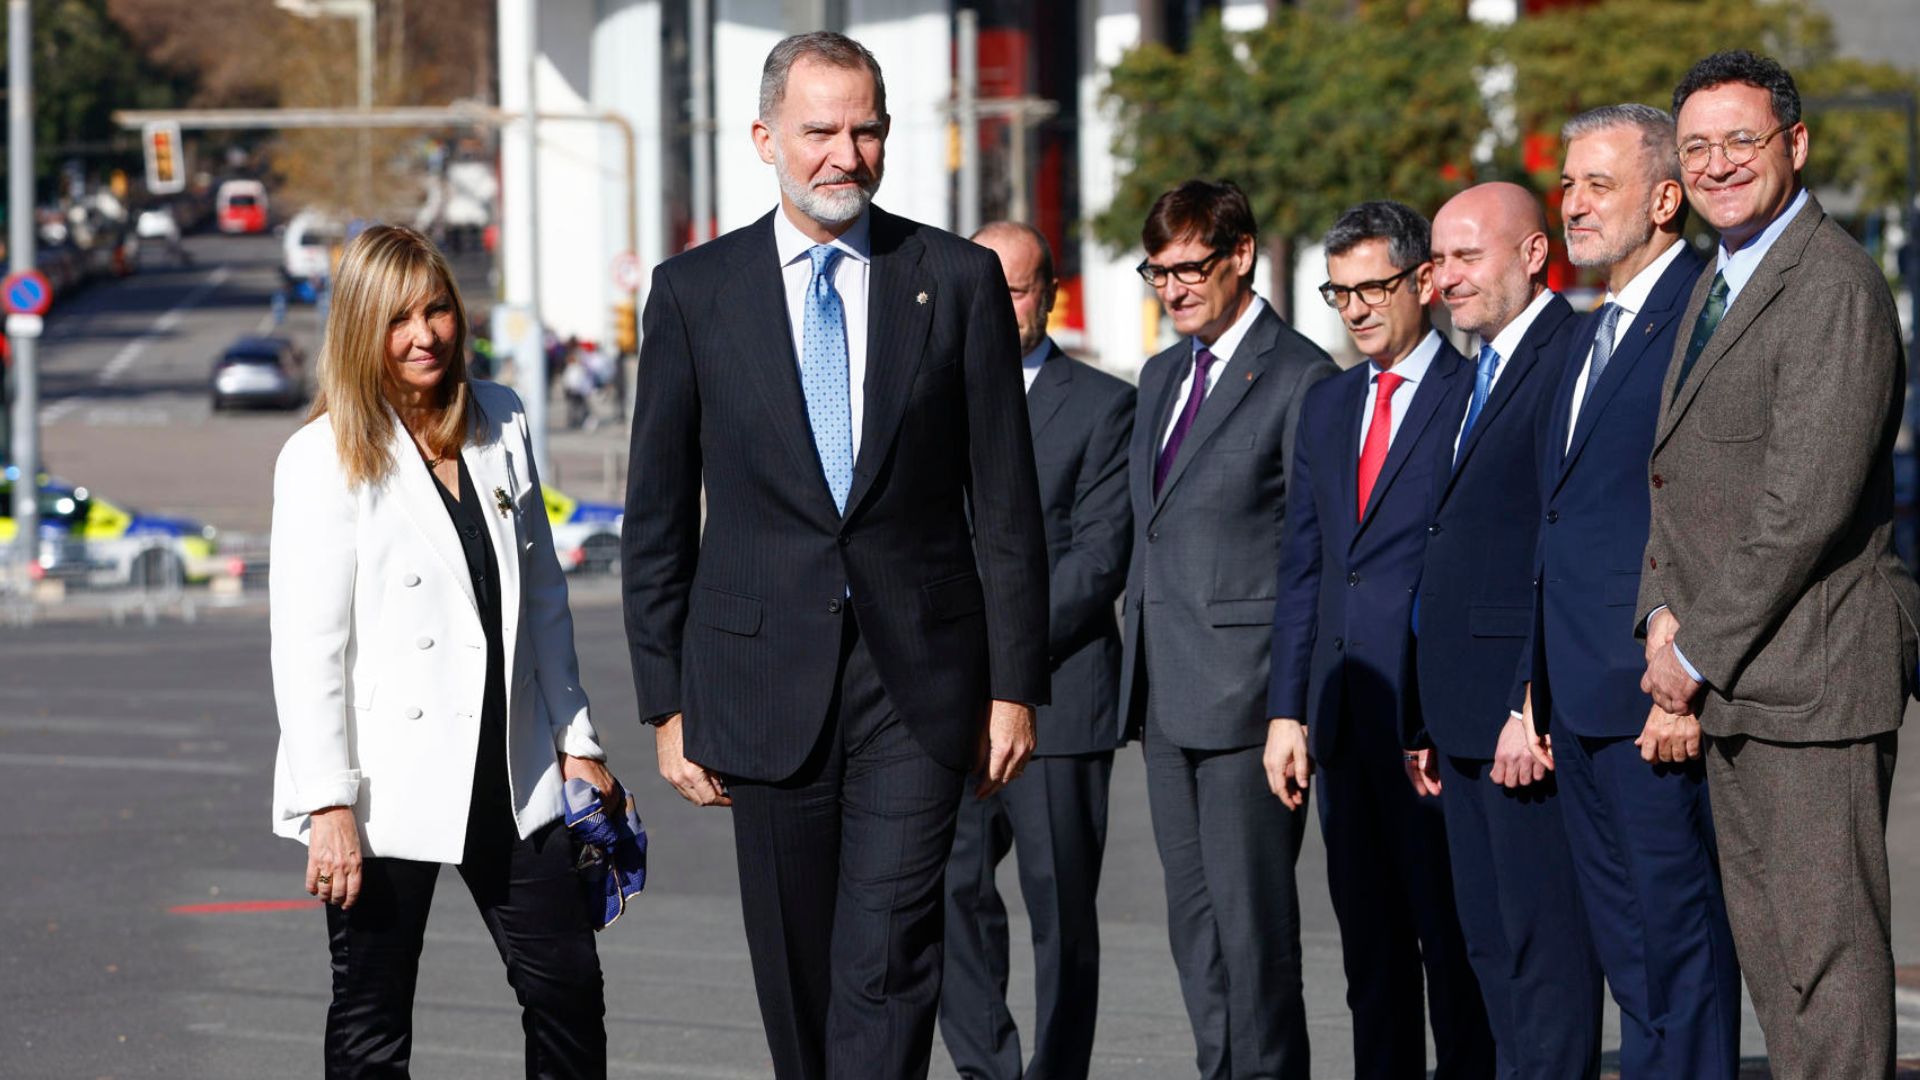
[1705,731,1898,1080]
[940,750,1114,1080]
[724,613,967,1080]
[1141,707,1310,1080]
[1553,728,1741,1080]
[1317,717,1492,1080]
[1438,757,1603,1080]
[322,818,607,1079]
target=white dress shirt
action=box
[1565,240,1688,450]
[1455,288,1559,457]
[1021,338,1051,394]
[1159,295,1268,450]
[1357,329,1443,454]
[774,205,872,459]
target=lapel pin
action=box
[493,486,513,518]
[1245,371,1253,381]
[915,291,928,305]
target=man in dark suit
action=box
[1413,182,1603,1078]
[1639,52,1920,1076]
[622,33,1048,1080]
[1118,179,1336,1080]
[1268,200,1492,1080]
[1522,103,1740,1079]
[939,221,1133,1080]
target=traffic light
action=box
[613,301,638,354]
[143,122,185,195]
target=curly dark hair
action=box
[1672,50,1801,129]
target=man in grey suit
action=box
[940,222,1134,1080]
[1119,179,1337,1080]
[1639,50,1920,1077]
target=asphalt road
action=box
[8,232,1920,1077]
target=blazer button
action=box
[405,707,423,720]
[1651,474,1665,489]
[838,535,851,547]
[1347,571,1361,586]
[827,599,843,615]
[1333,637,1345,651]
[1649,556,1658,569]
[416,636,434,649]
[1148,530,1160,543]
[1428,523,1441,535]
[402,573,421,587]
[1546,510,1560,524]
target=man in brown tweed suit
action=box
[1638,50,1920,1078]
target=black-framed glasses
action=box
[1677,125,1788,172]
[1318,266,1416,310]
[1136,248,1229,288]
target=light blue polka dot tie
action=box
[801,245,853,513]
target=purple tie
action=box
[1155,346,1217,497]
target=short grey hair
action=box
[759,32,888,122]
[1562,103,1682,188]
[1322,200,1431,272]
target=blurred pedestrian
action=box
[1418,182,1604,1077]
[1640,51,1920,1078]
[267,224,616,1079]
[1269,200,1493,1079]
[1526,102,1741,1079]
[939,221,1133,1080]
[1117,179,1335,1080]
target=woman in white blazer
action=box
[269,225,614,1078]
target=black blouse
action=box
[431,456,511,838]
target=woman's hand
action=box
[306,806,363,910]
[562,754,618,806]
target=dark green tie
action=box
[1672,271,1729,399]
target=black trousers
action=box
[725,614,967,1080]
[322,813,606,1079]
[939,750,1114,1080]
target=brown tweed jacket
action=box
[1637,192,1920,743]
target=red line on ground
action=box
[168,899,322,915]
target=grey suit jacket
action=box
[1028,343,1136,756]
[1636,193,1920,743]
[1119,302,1338,750]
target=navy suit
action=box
[942,342,1135,1080]
[1270,337,1494,1080]
[1414,293,1605,1079]
[1530,246,1742,1079]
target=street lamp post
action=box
[275,0,375,211]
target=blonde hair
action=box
[309,225,473,489]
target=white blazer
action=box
[268,380,605,864]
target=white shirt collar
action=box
[1194,294,1267,363]
[773,203,872,269]
[1486,288,1558,363]
[1604,238,1687,318]
[1369,329,1441,386]
[1716,186,1808,299]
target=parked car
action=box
[542,486,623,573]
[0,469,217,590]
[215,179,269,234]
[211,336,306,411]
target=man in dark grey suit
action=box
[939,222,1134,1080]
[1638,51,1920,1077]
[1118,179,1336,1080]
[623,33,1048,1080]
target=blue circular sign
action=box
[2,270,51,316]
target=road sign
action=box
[611,251,644,293]
[6,314,43,338]
[144,121,186,195]
[1,270,52,316]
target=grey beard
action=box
[775,155,880,226]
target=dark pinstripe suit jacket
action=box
[621,206,1050,782]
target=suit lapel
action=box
[1439,294,1570,506]
[1025,344,1072,440]
[461,399,522,675]
[845,209,933,520]
[1356,341,1464,541]
[1560,249,1703,484]
[1336,370,1366,532]
[1152,306,1275,514]
[1133,353,1182,518]
[387,410,479,616]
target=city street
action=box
[6,234,1920,1078]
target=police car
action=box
[542,487,623,574]
[0,470,218,589]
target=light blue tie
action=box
[801,245,853,513]
[1456,344,1499,466]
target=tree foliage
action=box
[1097,0,1920,257]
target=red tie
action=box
[1356,371,1405,521]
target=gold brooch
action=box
[493,487,513,517]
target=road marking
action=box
[41,265,232,425]
[170,899,319,915]
[0,715,208,738]
[0,751,248,776]
[182,1024,767,1077]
